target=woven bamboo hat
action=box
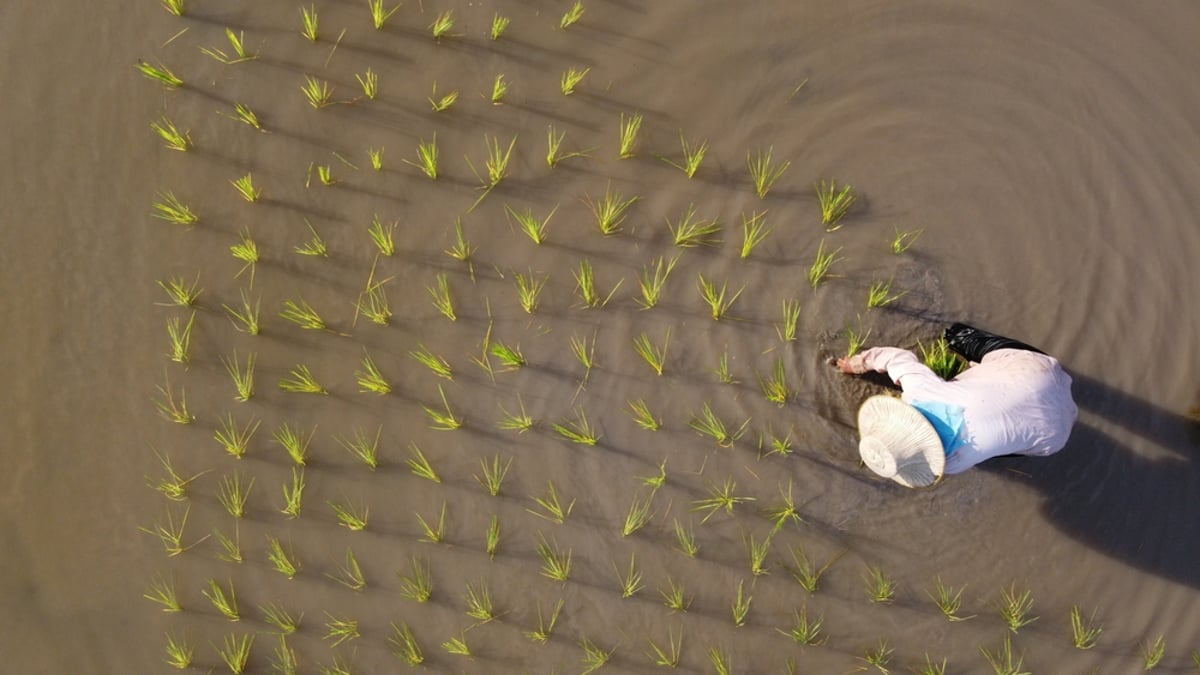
[856,395,946,488]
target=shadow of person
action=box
[980,372,1200,588]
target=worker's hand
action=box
[836,355,867,374]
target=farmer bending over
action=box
[836,323,1078,487]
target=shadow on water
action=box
[982,371,1200,589]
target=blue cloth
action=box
[911,400,966,457]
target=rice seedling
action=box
[200,28,257,64]
[668,204,722,248]
[223,288,260,335]
[1070,605,1102,649]
[136,60,183,89]
[746,531,773,576]
[808,239,845,289]
[156,274,202,307]
[1192,650,1199,668]
[546,124,593,166]
[214,633,254,674]
[569,332,598,388]
[646,624,682,667]
[430,9,456,38]
[470,135,518,196]
[622,492,655,537]
[867,278,906,309]
[580,637,613,674]
[217,472,253,519]
[625,398,661,431]
[927,577,973,621]
[490,13,510,39]
[415,501,447,543]
[145,448,205,501]
[442,631,472,656]
[527,481,576,524]
[320,654,355,675]
[732,579,753,626]
[979,633,1029,675]
[444,218,476,275]
[490,340,525,369]
[475,454,513,496]
[279,297,325,330]
[915,654,948,675]
[428,81,457,111]
[230,173,261,203]
[213,526,242,563]
[151,190,198,225]
[301,75,334,108]
[151,116,191,151]
[230,228,259,285]
[709,647,732,675]
[367,0,399,29]
[739,210,772,257]
[639,460,668,491]
[845,315,873,357]
[505,204,557,245]
[688,402,748,448]
[858,639,893,673]
[521,597,564,644]
[697,274,743,320]
[315,163,338,188]
[280,468,305,519]
[714,346,736,384]
[397,556,433,602]
[401,443,441,483]
[815,179,856,230]
[891,226,924,254]
[145,574,183,612]
[260,602,302,634]
[164,632,193,669]
[326,547,367,591]
[755,357,792,406]
[673,518,699,557]
[864,566,896,604]
[919,337,965,379]
[330,498,369,531]
[660,576,691,612]
[389,622,424,665]
[402,134,439,179]
[560,66,590,95]
[221,351,255,402]
[203,578,240,621]
[657,130,708,178]
[490,73,509,104]
[420,272,456,322]
[496,397,535,432]
[513,270,548,314]
[568,259,608,310]
[300,5,319,40]
[214,414,258,458]
[161,0,185,16]
[778,604,825,645]
[270,638,298,675]
[153,376,193,424]
[552,406,600,445]
[536,533,573,581]
[560,1,585,28]
[278,364,327,395]
[324,614,360,647]
[366,147,384,171]
[366,215,396,256]
[996,584,1039,633]
[336,426,381,470]
[748,147,790,198]
[580,186,637,238]
[354,352,390,395]
[462,579,496,622]
[618,112,643,158]
[609,552,644,598]
[788,545,844,593]
[632,330,670,376]
[485,513,501,558]
[692,478,754,524]
[422,385,462,430]
[226,102,264,131]
[763,429,796,458]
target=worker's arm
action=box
[837,347,943,389]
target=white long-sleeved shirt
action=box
[857,347,1078,474]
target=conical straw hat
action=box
[856,395,946,488]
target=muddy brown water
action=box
[3,1,1199,673]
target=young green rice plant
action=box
[217,472,253,519]
[688,402,748,448]
[996,584,1038,633]
[758,357,792,406]
[145,448,206,501]
[513,270,547,314]
[161,0,185,16]
[279,297,325,330]
[269,636,298,675]
[336,426,381,470]
[368,215,396,255]
[890,226,924,254]
[490,73,508,104]
[858,639,894,673]
[330,498,369,531]
[140,505,204,555]
[354,352,390,395]
[279,468,305,519]
[505,203,557,245]
[673,517,699,557]
[227,102,264,131]
[496,397,535,432]
[220,351,255,402]
[528,481,576,524]
[815,179,856,230]
[470,134,518,195]
[867,278,906,309]
[403,134,439,179]
[230,228,259,285]
[618,112,643,158]
[622,491,655,537]
[212,526,242,563]
[405,443,441,483]
[315,164,338,187]
[214,414,258,459]
[697,274,743,320]
[136,60,183,89]
[156,274,202,307]
[739,210,772,257]
[979,633,1029,675]
[214,633,253,674]
[788,544,844,593]
[570,331,597,387]
[1069,605,1102,649]
[164,312,194,364]
[1192,650,1199,668]
[560,0,585,28]
[710,647,732,675]
[748,147,790,199]
[778,604,825,645]
[632,330,670,376]
[415,501,447,543]
[428,81,458,111]
[560,66,590,95]
[580,637,613,674]
[536,533,573,581]
[844,315,873,357]
[808,239,845,289]
[668,204,722,248]
[745,531,773,576]
[300,4,319,41]
[430,9,456,38]
[1141,635,1166,670]
[259,602,302,634]
[614,552,643,598]
[145,574,183,613]
[584,184,639,236]
[153,376,193,424]
[731,579,753,626]
[485,513,501,558]
[151,116,191,151]
[646,624,682,667]
[200,28,257,64]
[660,576,691,612]
[425,272,457,322]
[421,385,462,430]
[864,566,896,604]
[625,398,661,431]
[463,579,496,622]
[230,172,261,203]
[301,75,334,108]
[203,578,240,621]
[475,454,512,495]
[919,337,965,380]
[366,147,384,172]
[658,130,708,178]
[223,288,260,335]
[714,346,736,384]
[368,0,399,29]
[151,190,198,225]
[278,364,327,395]
[491,340,525,369]
[763,429,796,458]
[546,124,593,166]
[692,478,755,524]
[927,577,973,621]
[164,632,193,669]
[552,406,600,445]
[523,597,564,644]
[915,654,948,675]
[326,547,367,591]
[397,556,433,602]
[490,13,510,39]
[441,631,471,657]
[444,218,476,277]
[323,614,360,647]
[410,341,451,379]
[388,622,424,666]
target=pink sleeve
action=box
[860,347,942,387]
